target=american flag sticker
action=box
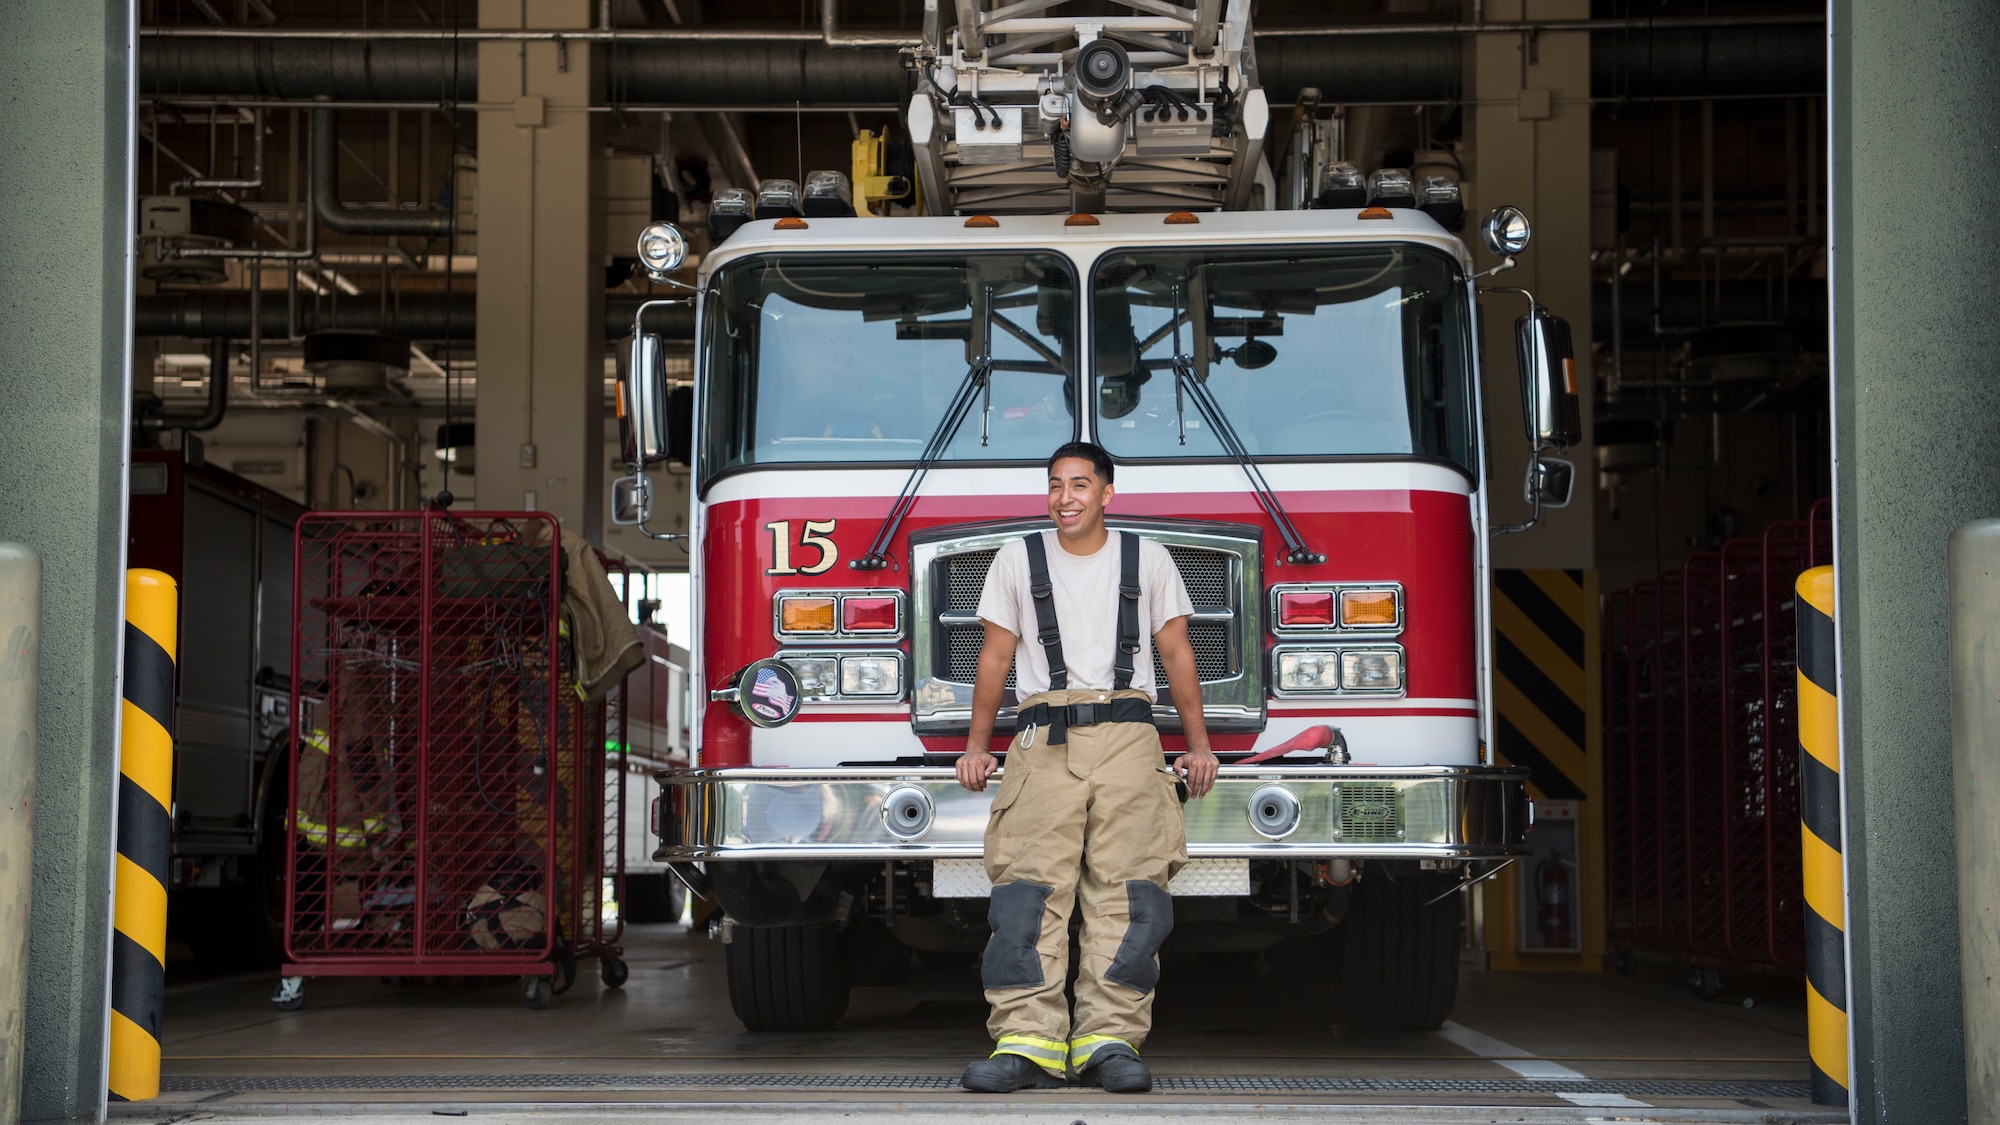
[749,664,796,722]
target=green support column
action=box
[1832,2,2000,1119]
[0,4,134,1121]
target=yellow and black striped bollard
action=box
[109,570,177,1102]
[1796,565,1847,1108]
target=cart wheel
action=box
[524,975,553,1010]
[600,956,629,989]
[1692,966,1723,1000]
[271,975,305,1011]
[550,942,578,995]
[1612,949,1637,977]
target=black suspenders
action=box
[1021,530,1142,692]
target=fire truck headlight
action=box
[782,656,839,699]
[636,222,687,277]
[839,655,901,697]
[1340,649,1405,693]
[1276,650,1342,693]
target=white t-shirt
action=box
[975,530,1195,701]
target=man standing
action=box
[956,441,1219,1094]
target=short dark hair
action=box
[1047,441,1114,484]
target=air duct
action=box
[141,26,1824,105]
[134,292,696,341]
[312,110,452,236]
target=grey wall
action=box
[0,4,133,1121]
[1832,1,2000,1121]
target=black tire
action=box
[1334,870,1460,1031]
[725,924,850,1031]
[623,873,687,924]
[601,956,629,989]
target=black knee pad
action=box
[982,880,1054,989]
[1105,880,1174,994]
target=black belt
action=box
[1016,698,1155,747]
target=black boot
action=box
[961,1052,1067,1093]
[1078,1046,1152,1093]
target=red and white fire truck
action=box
[615,0,1578,1033]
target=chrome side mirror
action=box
[1514,308,1582,451]
[1525,456,1575,509]
[610,473,653,526]
[618,332,669,465]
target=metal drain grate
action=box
[160,1073,1813,1098]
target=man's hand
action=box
[1175,746,1220,799]
[958,747,999,792]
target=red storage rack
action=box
[281,510,624,1007]
[1604,501,1832,981]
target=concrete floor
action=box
[125,922,1841,1123]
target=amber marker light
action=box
[1340,589,1400,628]
[1164,211,1200,224]
[778,595,837,633]
[1065,213,1100,226]
[965,214,1000,228]
[1358,206,1394,219]
[774,216,810,230]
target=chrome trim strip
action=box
[653,764,1528,861]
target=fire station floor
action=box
[123,922,1843,1124]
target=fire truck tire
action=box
[1333,869,1460,1031]
[726,923,851,1031]
[623,873,686,924]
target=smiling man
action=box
[956,441,1219,1094]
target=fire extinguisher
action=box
[1536,852,1574,949]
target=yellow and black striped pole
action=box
[109,569,177,1102]
[1796,565,1848,1107]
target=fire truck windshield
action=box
[1090,243,1475,474]
[700,252,1077,485]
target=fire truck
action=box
[614,0,1579,1033]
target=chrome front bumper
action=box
[654,764,1530,862]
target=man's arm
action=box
[1155,615,1219,798]
[957,620,1018,792]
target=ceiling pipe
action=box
[140,22,1825,105]
[135,292,697,341]
[143,336,232,432]
[1594,279,1828,348]
[171,106,264,194]
[312,110,452,236]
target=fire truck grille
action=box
[935,540,1238,687]
[1168,545,1232,610]
[942,549,997,615]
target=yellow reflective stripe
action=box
[305,729,331,754]
[993,1034,1068,1074]
[1068,1034,1137,1068]
[293,815,385,848]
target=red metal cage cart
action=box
[275,510,625,1009]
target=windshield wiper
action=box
[852,290,996,571]
[1168,285,1326,566]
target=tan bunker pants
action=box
[981,688,1188,1075]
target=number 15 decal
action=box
[766,520,839,575]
